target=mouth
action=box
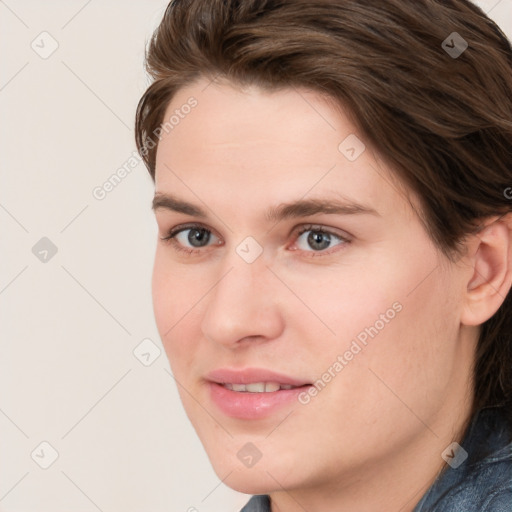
[221,382,300,392]
[206,367,310,387]
[206,368,312,420]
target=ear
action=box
[461,213,512,326]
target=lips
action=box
[206,368,312,420]
[206,368,310,387]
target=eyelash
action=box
[159,223,351,257]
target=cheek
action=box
[295,247,460,398]
[151,253,175,333]
[329,264,461,422]
[279,260,404,357]
[151,253,194,363]
[152,250,200,328]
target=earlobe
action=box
[461,214,512,326]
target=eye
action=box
[160,223,221,253]
[160,222,350,257]
[292,225,349,254]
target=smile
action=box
[222,382,297,392]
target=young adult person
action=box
[135,1,512,510]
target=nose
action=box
[200,255,285,348]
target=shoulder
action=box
[483,487,512,511]
[415,406,512,512]
[239,495,271,512]
[434,457,512,511]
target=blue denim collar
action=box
[413,405,512,511]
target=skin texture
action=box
[151,77,512,511]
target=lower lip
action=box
[208,382,311,420]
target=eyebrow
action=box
[152,192,380,222]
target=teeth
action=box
[246,382,265,393]
[223,382,295,393]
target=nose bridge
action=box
[200,249,283,345]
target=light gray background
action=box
[1,1,511,511]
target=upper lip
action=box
[206,368,311,387]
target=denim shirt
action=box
[240,406,512,511]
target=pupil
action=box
[188,228,210,247]
[307,231,331,251]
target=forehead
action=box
[158,77,353,158]
[154,77,414,221]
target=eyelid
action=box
[159,222,223,253]
[288,223,351,255]
[291,223,351,239]
[162,222,217,239]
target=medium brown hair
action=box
[135,0,512,422]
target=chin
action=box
[203,442,302,495]
[216,464,281,495]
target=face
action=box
[151,77,473,496]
